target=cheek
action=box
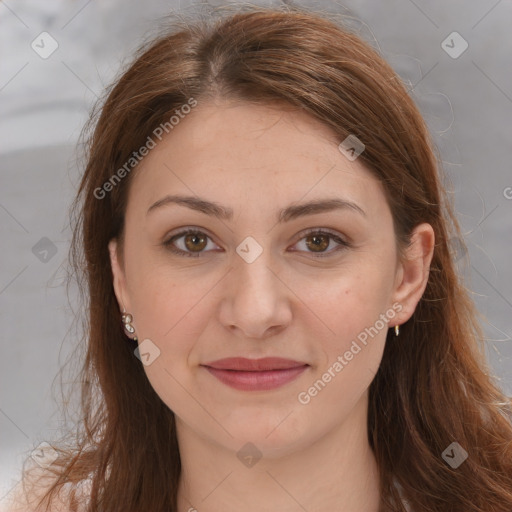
[293,262,393,340]
[126,270,214,415]
[295,263,393,389]
[130,272,212,343]
[125,241,215,338]
[297,279,391,417]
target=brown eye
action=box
[305,233,330,252]
[292,229,350,258]
[183,232,207,252]
[163,227,349,259]
[163,229,219,258]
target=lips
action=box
[203,357,307,371]
[201,357,309,391]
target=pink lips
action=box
[201,357,309,391]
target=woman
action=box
[5,4,512,511]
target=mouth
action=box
[201,357,310,391]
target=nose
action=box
[218,249,292,340]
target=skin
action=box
[109,99,435,512]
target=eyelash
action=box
[162,227,351,258]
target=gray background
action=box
[1,0,511,502]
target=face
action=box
[109,99,430,457]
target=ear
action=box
[108,238,131,313]
[390,223,435,325]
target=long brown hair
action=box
[15,4,512,511]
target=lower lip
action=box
[203,365,309,391]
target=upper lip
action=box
[202,357,309,371]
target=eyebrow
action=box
[146,194,366,222]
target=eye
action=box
[291,228,351,258]
[163,228,220,258]
[163,227,350,258]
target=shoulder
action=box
[0,463,93,512]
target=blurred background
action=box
[1,0,511,501]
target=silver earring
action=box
[394,324,400,336]
[122,308,137,341]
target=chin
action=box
[213,409,314,455]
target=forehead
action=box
[126,100,386,218]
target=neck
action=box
[176,391,382,512]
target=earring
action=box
[122,308,138,341]
[394,324,400,336]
